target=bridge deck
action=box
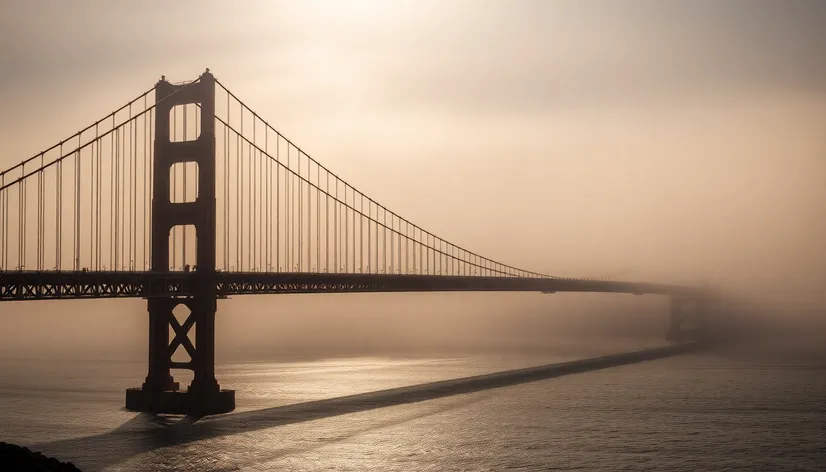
[0,271,708,301]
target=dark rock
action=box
[0,442,82,471]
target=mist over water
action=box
[3,286,824,471]
[1,331,824,471]
[0,293,662,360]
[1,1,826,470]
[1,290,824,369]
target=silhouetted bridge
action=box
[0,71,713,414]
[0,270,708,299]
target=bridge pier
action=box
[125,296,234,415]
[125,71,234,415]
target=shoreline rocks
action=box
[0,442,82,471]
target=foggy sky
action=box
[0,1,824,358]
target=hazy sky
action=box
[0,1,824,356]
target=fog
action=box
[0,1,824,360]
[0,294,672,362]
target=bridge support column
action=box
[142,298,179,392]
[125,70,234,415]
[126,295,233,415]
[667,294,709,342]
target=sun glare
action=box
[298,0,399,23]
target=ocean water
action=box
[1,346,824,471]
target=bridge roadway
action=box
[0,270,710,301]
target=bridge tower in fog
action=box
[125,72,234,415]
[667,293,713,343]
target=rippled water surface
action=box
[1,348,824,471]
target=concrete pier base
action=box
[125,388,235,415]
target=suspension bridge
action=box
[0,70,713,415]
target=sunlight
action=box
[292,0,403,24]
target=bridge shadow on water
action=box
[34,343,703,470]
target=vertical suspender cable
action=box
[413,227,417,275]
[234,109,238,270]
[91,125,96,269]
[350,190,354,272]
[248,134,253,270]
[405,221,409,274]
[249,118,254,270]
[36,155,43,270]
[325,171,329,272]
[308,157,311,271]
[109,125,115,269]
[298,150,302,271]
[375,205,379,273]
[120,121,126,269]
[194,105,199,265]
[222,100,227,270]
[142,98,147,269]
[132,107,137,268]
[266,128,271,270]
[148,108,154,271]
[182,106,187,269]
[344,186,348,273]
[316,163,320,272]
[286,145,291,271]
[171,107,176,269]
[56,143,64,270]
[248,139,253,270]
[334,175,338,273]
[18,171,23,269]
[259,122,264,270]
[224,105,228,270]
[239,109,244,271]
[73,136,79,270]
[383,210,387,273]
[1,175,5,269]
[276,136,280,271]
[360,194,364,273]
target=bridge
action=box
[0,70,713,415]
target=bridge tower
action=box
[125,71,235,415]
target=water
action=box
[1,346,824,471]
